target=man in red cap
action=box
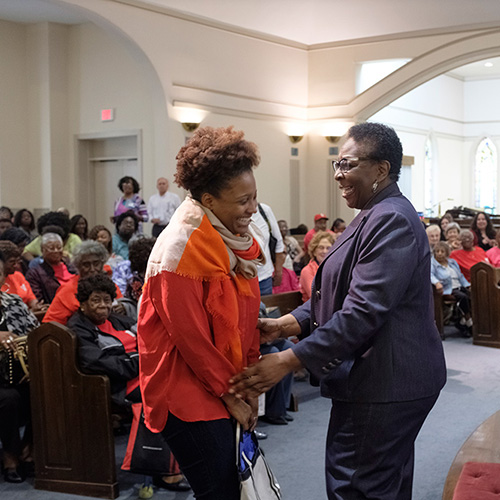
[303,213,335,252]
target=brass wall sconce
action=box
[325,136,341,144]
[181,122,200,132]
[288,135,303,144]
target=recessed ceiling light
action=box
[484,62,493,67]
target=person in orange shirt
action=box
[43,241,122,325]
[138,126,264,499]
[0,240,47,314]
[450,229,490,282]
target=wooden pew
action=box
[28,322,119,499]
[442,410,500,499]
[470,262,500,348]
[261,290,303,316]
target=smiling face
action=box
[201,170,258,235]
[476,213,487,230]
[440,218,450,231]
[313,237,333,264]
[446,228,459,241]
[335,137,382,209]
[81,291,113,325]
[460,231,474,251]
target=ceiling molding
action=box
[113,0,308,50]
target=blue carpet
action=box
[2,327,499,499]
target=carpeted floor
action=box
[2,326,500,499]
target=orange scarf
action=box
[145,197,264,371]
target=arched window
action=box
[424,138,434,216]
[475,138,497,213]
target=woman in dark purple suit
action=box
[231,122,446,500]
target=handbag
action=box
[0,335,29,387]
[236,423,282,500]
[122,403,180,476]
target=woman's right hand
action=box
[221,394,253,430]
[258,318,282,344]
[435,282,443,293]
[0,332,18,352]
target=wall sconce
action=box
[181,122,200,132]
[288,135,303,144]
[325,136,341,144]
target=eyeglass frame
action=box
[331,156,380,173]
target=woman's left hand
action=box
[0,331,18,352]
[229,350,302,399]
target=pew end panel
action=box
[470,262,500,348]
[28,322,119,499]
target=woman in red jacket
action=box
[138,126,264,500]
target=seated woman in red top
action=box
[43,241,122,325]
[138,126,264,500]
[26,233,76,304]
[0,241,46,314]
[67,274,188,493]
[486,230,500,267]
[450,229,489,282]
[300,231,334,302]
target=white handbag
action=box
[236,423,282,500]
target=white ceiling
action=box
[2,0,500,78]
[140,0,500,46]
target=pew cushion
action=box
[453,462,500,499]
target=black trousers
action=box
[0,384,31,459]
[162,413,239,500]
[325,394,439,500]
[152,224,167,237]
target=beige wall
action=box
[2,0,500,227]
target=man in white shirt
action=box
[147,178,181,237]
[251,202,285,296]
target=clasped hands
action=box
[228,316,303,415]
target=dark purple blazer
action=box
[292,183,446,403]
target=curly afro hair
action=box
[174,126,260,201]
[36,211,71,239]
[76,273,117,304]
[129,237,156,274]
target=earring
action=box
[372,180,379,193]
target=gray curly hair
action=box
[72,240,109,269]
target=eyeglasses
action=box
[332,156,377,173]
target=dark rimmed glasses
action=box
[332,156,378,173]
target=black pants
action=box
[152,224,167,237]
[162,413,239,500]
[325,394,439,500]
[451,287,471,316]
[0,384,31,459]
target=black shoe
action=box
[284,413,294,422]
[260,415,288,425]
[254,430,268,440]
[4,468,23,483]
[20,461,35,478]
[154,476,191,491]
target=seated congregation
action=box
[1,199,499,498]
